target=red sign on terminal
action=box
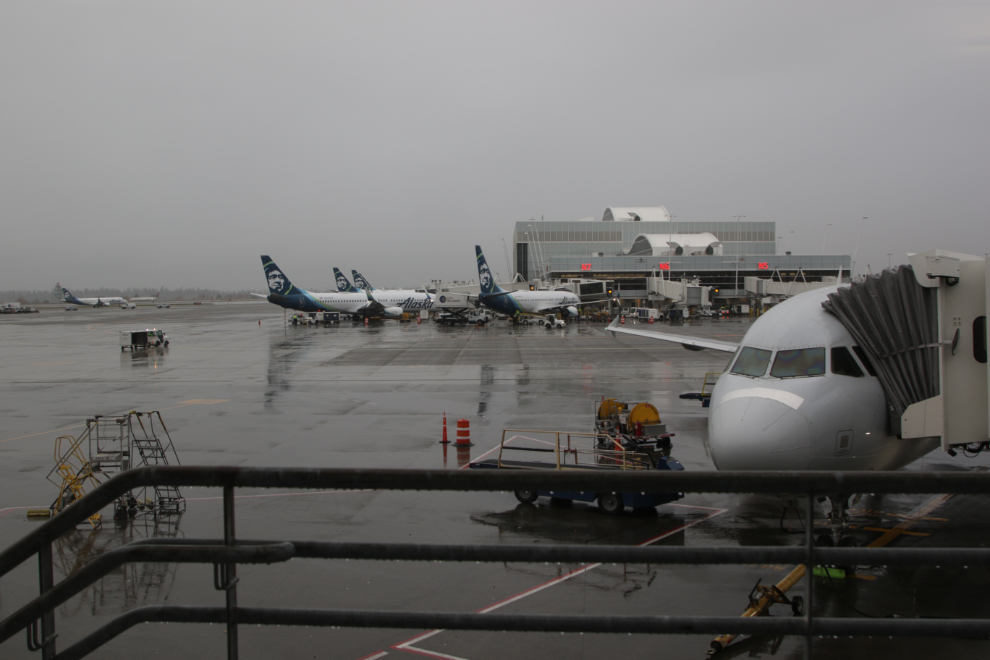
[658,263,670,270]
[580,263,592,271]
[758,262,769,270]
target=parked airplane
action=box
[62,288,126,308]
[333,268,360,293]
[350,269,434,308]
[474,245,581,319]
[259,256,433,318]
[606,286,940,477]
[129,292,160,302]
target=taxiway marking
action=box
[389,504,727,660]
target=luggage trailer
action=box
[469,428,684,514]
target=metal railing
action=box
[2,467,990,659]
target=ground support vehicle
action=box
[436,312,489,327]
[156,303,171,309]
[120,329,169,351]
[469,428,684,514]
[540,313,565,328]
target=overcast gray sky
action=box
[2,1,988,291]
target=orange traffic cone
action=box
[620,315,625,325]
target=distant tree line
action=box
[0,288,260,304]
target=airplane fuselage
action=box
[267,290,433,315]
[479,290,581,317]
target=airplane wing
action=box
[359,288,386,316]
[249,293,268,299]
[607,317,738,353]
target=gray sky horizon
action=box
[2,2,988,291]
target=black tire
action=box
[164,341,169,347]
[790,596,804,616]
[514,490,538,504]
[598,493,624,515]
[154,341,161,347]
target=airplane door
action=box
[835,429,853,457]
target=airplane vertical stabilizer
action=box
[260,255,299,297]
[334,268,360,293]
[352,270,375,291]
[475,245,505,295]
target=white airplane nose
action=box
[708,394,813,470]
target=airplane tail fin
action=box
[260,255,298,296]
[352,270,375,291]
[475,245,504,295]
[62,288,82,305]
[334,268,360,293]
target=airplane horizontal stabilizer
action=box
[249,293,268,298]
[607,317,738,353]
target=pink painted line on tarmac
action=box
[390,505,727,659]
[0,506,47,519]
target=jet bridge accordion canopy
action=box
[822,265,940,436]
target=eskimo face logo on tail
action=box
[267,270,286,293]
[63,290,72,301]
[478,262,493,293]
[335,274,348,290]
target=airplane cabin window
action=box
[851,346,878,377]
[770,347,826,378]
[975,317,987,364]
[730,347,772,377]
[831,347,864,377]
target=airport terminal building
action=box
[511,207,851,300]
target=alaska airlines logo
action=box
[63,290,72,301]
[478,261,493,292]
[267,269,286,293]
[400,297,434,309]
[335,274,348,290]
[354,275,370,289]
[439,295,447,303]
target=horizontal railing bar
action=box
[56,605,990,660]
[5,466,990,579]
[0,543,293,646]
[131,538,990,568]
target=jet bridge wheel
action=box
[598,493,624,515]
[514,490,538,504]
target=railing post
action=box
[223,485,238,660]
[39,542,56,659]
[804,491,814,659]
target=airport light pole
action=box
[733,215,745,295]
[852,216,867,276]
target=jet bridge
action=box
[822,250,989,451]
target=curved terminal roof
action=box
[602,206,670,222]
[626,233,723,256]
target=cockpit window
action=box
[831,347,864,377]
[851,345,877,377]
[730,347,772,377]
[770,347,825,378]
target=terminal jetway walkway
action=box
[823,251,989,449]
[823,265,940,435]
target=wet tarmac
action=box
[1,302,989,659]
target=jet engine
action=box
[383,307,403,318]
[566,306,579,317]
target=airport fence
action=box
[1,467,989,659]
